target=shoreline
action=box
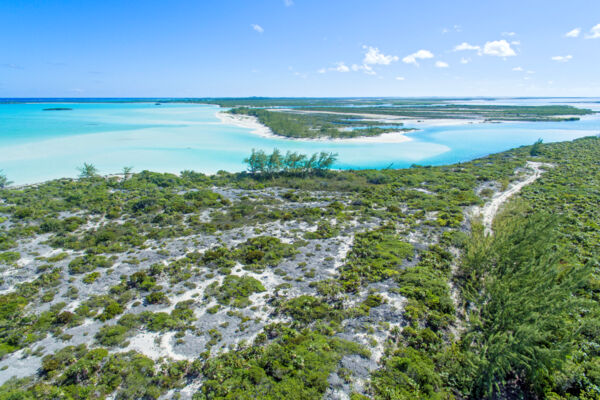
[215,111,415,144]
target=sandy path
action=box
[478,161,552,235]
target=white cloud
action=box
[511,40,520,45]
[395,76,405,81]
[502,32,517,37]
[320,62,369,74]
[442,25,462,34]
[363,46,399,65]
[512,66,523,71]
[283,0,294,6]
[551,55,573,62]
[585,23,600,39]
[334,62,350,72]
[460,57,470,64]
[565,28,581,38]
[251,24,264,33]
[319,46,398,76]
[435,61,449,68]
[363,65,375,75]
[454,42,480,52]
[350,64,376,75]
[402,49,434,66]
[482,40,516,57]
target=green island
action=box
[0,135,599,399]
[214,99,595,139]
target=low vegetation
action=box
[0,136,599,399]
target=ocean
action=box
[1,100,599,185]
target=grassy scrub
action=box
[0,137,599,399]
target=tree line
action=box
[243,148,338,175]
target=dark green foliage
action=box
[371,347,450,399]
[457,211,590,398]
[40,215,86,233]
[194,329,367,400]
[530,138,544,156]
[244,148,338,175]
[0,344,192,399]
[304,220,340,239]
[236,236,297,271]
[296,104,593,121]
[280,295,337,324]
[0,297,75,357]
[145,291,170,305]
[201,246,237,273]
[68,254,114,274]
[127,270,157,291]
[339,226,414,292]
[204,275,265,308]
[95,324,131,347]
[0,293,29,356]
[0,251,20,264]
[77,162,99,178]
[82,271,101,284]
[397,245,455,330]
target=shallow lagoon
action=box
[1,101,599,185]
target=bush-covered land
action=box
[230,107,411,139]
[225,101,594,139]
[295,104,594,121]
[0,137,599,399]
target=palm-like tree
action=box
[122,166,134,178]
[77,163,99,179]
[0,170,12,188]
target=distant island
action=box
[208,99,595,140]
[42,107,72,111]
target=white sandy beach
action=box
[215,111,415,144]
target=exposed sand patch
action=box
[123,331,193,361]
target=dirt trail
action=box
[477,161,552,235]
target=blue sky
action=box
[1,0,599,97]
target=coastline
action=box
[215,111,415,144]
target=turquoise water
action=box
[1,101,599,185]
